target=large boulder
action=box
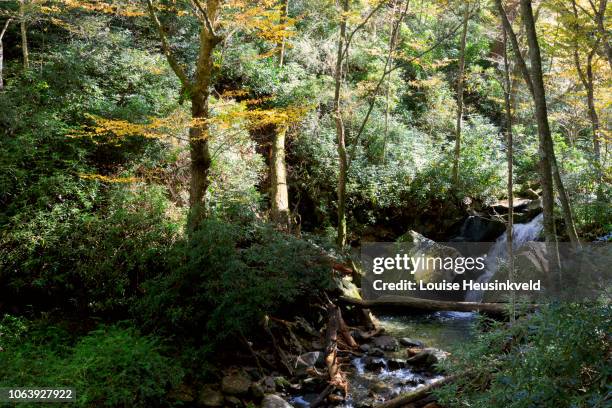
[261,394,293,408]
[221,371,252,396]
[198,385,224,407]
[457,215,506,242]
[372,335,399,351]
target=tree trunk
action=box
[338,295,537,316]
[502,25,515,322]
[188,1,221,232]
[278,0,289,67]
[269,0,291,230]
[382,1,400,164]
[0,19,10,90]
[270,126,290,228]
[19,0,28,70]
[452,3,470,187]
[519,0,580,247]
[594,0,612,71]
[335,0,349,248]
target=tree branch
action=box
[191,0,221,42]
[145,0,192,88]
[341,0,390,62]
[0,18,11,41]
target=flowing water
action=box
[464,213,544,302]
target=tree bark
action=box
[593,0,612,71]
[19,0,28,70]
[382,1,400,164]
[0,19,11,90]
[452,3,470,187]
[146,0,222,232]
[268,0,291,230]
[270,126,290,228]
[519,0,580,247]
[334,0,349,248]
[501,25,515,321]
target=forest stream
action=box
[288,212,545,408]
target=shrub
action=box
[0,184,182,314]
[0,319,183,408]
[435,302,610,408]
[133,220,332,345]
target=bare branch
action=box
[342,0,390,61]
[0,18,11,41]
[145,0,192,88]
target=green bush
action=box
[0,185,182,314]
[435,302,610,408]
[134,220,332,344]
[0,318,183,408]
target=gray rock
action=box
[295,351,324,369]
[198,385,224,407]
[261,394,294,408]
[406,348,448,367]
[372,335,399,351]
[359,344,370,352]
[368,347,385,357]
[222,371,251,396]
[333,276,361,299]
[225,395,242,407]
[399,337,424,348]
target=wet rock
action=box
[225,395,242,407]
[261,394,294,408]
[368,347,385,357]
[406,348,448,367]
[198,384,224,407]
[369,381,392,394]
[399,338,424,348]
[359,344,371,352]
[295,351,324,369]
[355,398,375,408]
[458,215,506,242]
[222,371,252,395]
[263,376,276,393]
[387,358,407,370]
[373,335,399,351]
[168,384,195,403]
[363,356,386,371]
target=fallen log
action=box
[374,375,457,408]
[340,295,538,316]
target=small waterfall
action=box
[464,213,544,302]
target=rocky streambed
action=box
[290,311,477,408]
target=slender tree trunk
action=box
[270,126,290,228]
[520,0,580,247]
[335,0,349,248]
[187,0,221,231]
[268,0,291,230]
[501,25,515,321]
[0,19,11,90]
[278,0,288,67]
[19,0,28,70]
[382,1,399,164]
[594,0,612,71]
[452,3,470,187]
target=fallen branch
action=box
[374,375,457,408]
[340,295,538,316]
